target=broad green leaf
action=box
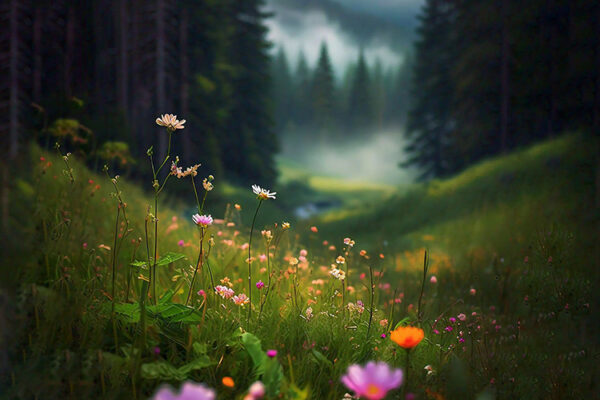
[159,289,175,304]
[147,303,203,324]
[105,302,141,323]
[156,252,186,266]
[130,260,147,268]
[263,358,284,397]
[241,332,267,376]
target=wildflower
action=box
[152,382,215,400]
[259,254,267,262]
[300,249,308,257]
[424,365,434,376]
[232,293,250,306]
[336,256,346,264]
[379,319,388,327]
[261,230,273,241]
[380,334,386,338]
[390,326,425,349]
[256,280,265,290]
[203,178,214,191]
[449,317,456,323]
[289,257,299,266]
[156,114,186,131]
[267,349,277,358]
[457,313,466,321]
[215,285,235,299]
[430,275,437,284]
[344,237,355,247]
[310,226,318,233]
[252,185,276,200]
[282,221,290,230]
[178,240,185,247]
[305,307,313,320]
[459,337,465,343]
[197,289,206,297]
[220,277,233,287]
[330,267,346,280]
[247,381,265,399]
[154,346,161,355]
[359,250,367,257]
[192,214,213,227]
[444,326,453,332]
[222,377,235,388]
[341,361,403,400]
[470,288,476,295]
[235,204,242,210]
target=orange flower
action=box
[222,376,235,387]
[390,326,424,349]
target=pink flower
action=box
[256,280,265,290]
[82,242,88,249]
[457,313,466,321]
[178,240,185,247]
[192,214,213,227]
[310,226,318,233]
[379,319,388,327]
[300,249,308,257]
[215,285,235,299]
[232,293,250,306]
[248,381,265,399]
[152,382,215,400]
[259,254,267,262]
[341,361,403,400]
[266,349,277,358]
[197,290,206,297]
[430,275,437,283]
[470,288,476,296]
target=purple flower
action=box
[192,214,213,227]
[197,289,206,297]
[178,240,185,247]
[449,317,456,323]
[256,280,265,290]
[153,346,161,355]
[152,382,215,400]
[341,361,403,400]
[445,326,453,332]
[459,338,465,343]
[381,334,386,338]
[266,349,277,358]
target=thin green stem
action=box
[247,200,263,327]
[186,228,205,306]
[111,206,121,350]
[417,250,429,324]
[259,241,272,319]
[366,265,375,340]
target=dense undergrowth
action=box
[0,132,598,399]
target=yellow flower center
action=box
[366,384,381,397]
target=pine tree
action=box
[346,50,373,133]
[310,42,337,136]
[271,47,293,132]
[404,0,457,179]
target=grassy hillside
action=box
[312,133,598,270]
[0,133,597,399]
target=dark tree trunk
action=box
[33,7,43,103]
[500,0,510,152]
[117,0,129,113]
[65,6,75,97]
[156,0,167,161]
[180,10,191,163]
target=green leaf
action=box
[147,303,203,324]
[107,302,141,323]
[156,252,187,266]
[394,317,411,329]
[130,260,147,268]
[241,332,267,376]
[263,358,284,397]
[159,289,175,304]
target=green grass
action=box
[1,133,597,399]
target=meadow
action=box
[0,121,597,400]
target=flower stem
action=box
[247,200,263,327]
[186,228,205,306]
[366,265,375,340]
[416,250,429,324]
[259,242,271,319]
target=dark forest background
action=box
[1,0,599,186]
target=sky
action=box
[264,0,424,76]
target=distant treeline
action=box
[271,43,412,140]
[1,0,277,186]
[405,0,600,179]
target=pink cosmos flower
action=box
[341,361,403,400]
[256,280,265,290]
[192,214,213,227]
[152,382,215,400]
[247,381,265,399]
[178,240,185,247]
